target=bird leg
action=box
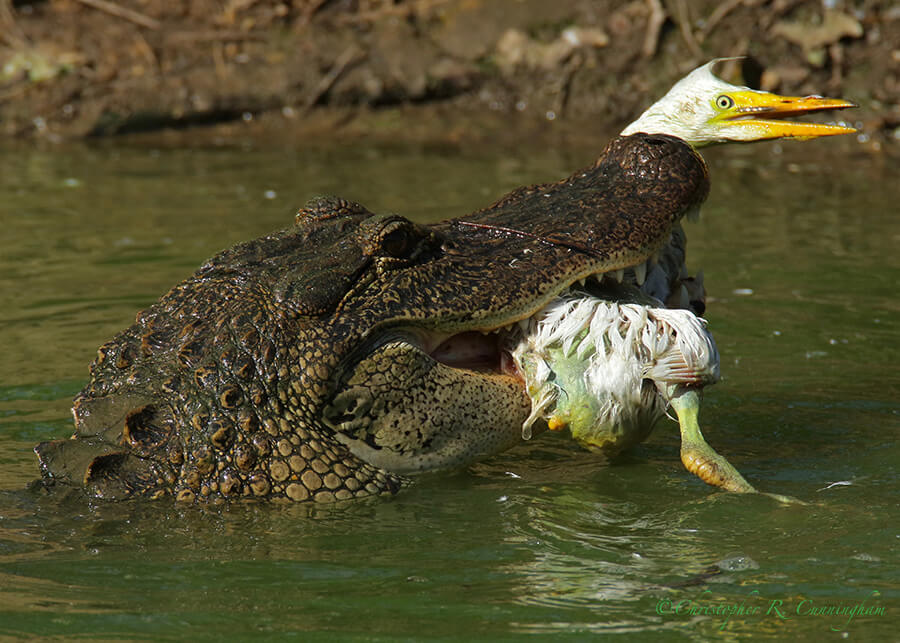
[669,387,757,493]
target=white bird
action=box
[511,59,854,496]
[621,58,854,146]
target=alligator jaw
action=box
[424,231,701,380]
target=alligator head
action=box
[34,133,708,502]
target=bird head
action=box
[620,59,856,147]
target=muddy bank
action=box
[0,1,897,149]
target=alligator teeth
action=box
[610,268,624,283]
[685,204,702,222]
[678,284,690,309]
[578,277,586,287]
[649,251,659,267]
[634,262,647,286]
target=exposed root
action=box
[74,0,161,30]
[304,46,367,112]
[642,0,667,58]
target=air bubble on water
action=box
[717,556,759,572]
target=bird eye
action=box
[715,95,735,110]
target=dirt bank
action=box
[0,0,897,149]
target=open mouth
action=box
[717,93,857,140]
[418,222,700,382]
[728,97,855,120]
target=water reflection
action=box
[0,140,897,640]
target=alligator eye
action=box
[715,94,735,110]
[379,222,418,258]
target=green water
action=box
[0,138,897,640]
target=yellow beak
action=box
[714,89,857,141]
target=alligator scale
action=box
[34,61,855,502]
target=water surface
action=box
[0,138,897,640]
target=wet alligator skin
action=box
[33,133,709,502]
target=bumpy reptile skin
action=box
[34,134,709,502]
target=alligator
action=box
[34,132,708,502]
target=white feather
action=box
[511,294,720,441]
[621,59,751,146]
